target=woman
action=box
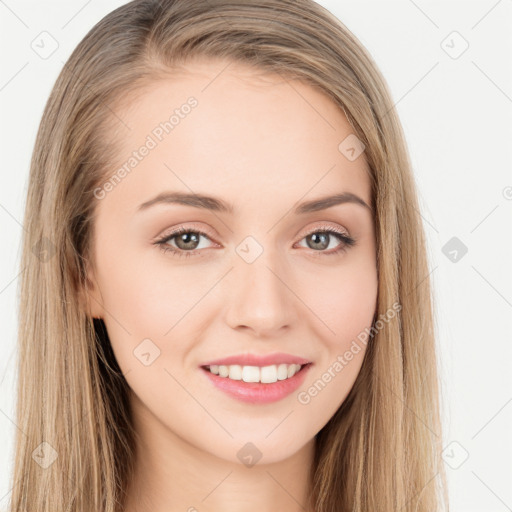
[10,0,449,510]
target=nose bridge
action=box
[224,243,297,335]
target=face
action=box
[86,58,378,465]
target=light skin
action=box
[85,58,378,512]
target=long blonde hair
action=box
[10,1,449,510]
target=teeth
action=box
[207,363,303,383]
[229,365,242,380]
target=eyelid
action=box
[154,221,354,256]
[154,222,218,244]
[300,222,350,239]
[155,221,351,244]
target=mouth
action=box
[201,362,312,384]
[199,362,313,404]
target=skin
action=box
[85,57,378,512]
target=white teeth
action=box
[228,365,242,380]
[261,365,277,383]
[207,363,303,383]
[277,363,289,380]
[242,366,260,383]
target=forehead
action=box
[101,59,372,215]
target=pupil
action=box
[177,232,199,250]
[310,232,328,250]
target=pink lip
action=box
[201,363,312,404]
[200,352,311,367]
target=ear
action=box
[79,262,104,319]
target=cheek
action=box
[331,276,377,342]
[95,254,207,413]
[298,257,378,347]
[96,246,208,335]
[291,258,377,419]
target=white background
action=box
[1,1,511,510]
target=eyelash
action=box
[154,224,356,259]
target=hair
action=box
[9,0,449,510]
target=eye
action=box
[154,224,356,258]
[294,225,356,257]
[155,226,216,258]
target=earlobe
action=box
[80,266,104,319]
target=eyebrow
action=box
[137,191,372,214]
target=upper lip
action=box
[200,352,312,368]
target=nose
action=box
[224,251,298,338]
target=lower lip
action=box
[200,364,312,404]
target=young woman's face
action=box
[87,58,377,464]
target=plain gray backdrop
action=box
[1,1,511,510]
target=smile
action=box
[204,363,306,383]
[200,363,313,404]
